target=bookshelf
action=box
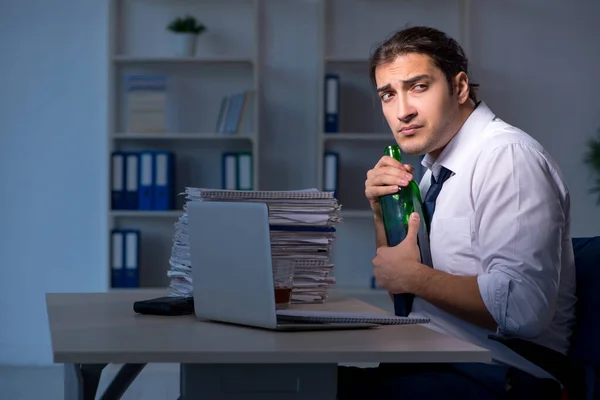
[316,0,470,289]
[107,0,261,290]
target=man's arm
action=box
[407,143,565,337]
[409,263,498,330]
[471,143,565,338]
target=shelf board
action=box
[322,133,391,141]
[112,132,255,141]
[113,56,254,64]
[341,209,373,218]
[110,210,183,218]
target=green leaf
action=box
[167,15,206,34]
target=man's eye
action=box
[413,84,427,91]
[381,93,391,101]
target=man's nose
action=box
[396,96,416,123]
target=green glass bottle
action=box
[379,145,425,246]
[379,144,426,316]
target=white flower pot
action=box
[173,33,197,57]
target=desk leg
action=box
[63,363,146,400]
[64,363,106,400]
[179,363,337,400]
[100,363,146,399]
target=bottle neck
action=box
[384,146,403,163]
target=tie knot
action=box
[433,166,452,185]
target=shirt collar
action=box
[421,101,496,179]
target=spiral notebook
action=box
[187,187,336,200]
[275,310,430,325]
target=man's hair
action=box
[369,26,479,102]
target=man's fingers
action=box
[375,155,406,169]
[405,212,420,244]
[369,173,411,188]
[366,156,417,202]
[374,155,398,168]
[365,185,399,200]
[374,156,415,173]
[368,167,413,182]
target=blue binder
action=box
[124,152,139,210]
[324,74,339,133]
[122,229,140,288]
[138,151,154,210]
[111,152,126,209]
[111,229,125,288]
[371,276,378,289]
[153,151,174,210]
[236,152,253,190]
[221,152,238,190]
[111,229,140,288]
[323,151,339,197]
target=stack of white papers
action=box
[166,187,342,303]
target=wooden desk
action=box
[46,289,491,399]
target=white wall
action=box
[258,0,320,190]
[0,0,109,364]
[0,0,598,365]
[470,0,600,237]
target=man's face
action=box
[375,53,463,157]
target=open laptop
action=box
[187,200,378,331]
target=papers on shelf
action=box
[167,187,343,303]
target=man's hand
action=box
[372,211,424,293]
[365,155,414,218]
[373,211,498,330]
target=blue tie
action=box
[393,166,452,317]
[423,166,453,235]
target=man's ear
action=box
[454,71,470,104]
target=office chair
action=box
[489,236,600,400]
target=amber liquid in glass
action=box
[274,286,292,308]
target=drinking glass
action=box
[272,259,294,309]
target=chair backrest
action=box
[568,236,600,374]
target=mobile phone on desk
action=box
[133,296,194,316]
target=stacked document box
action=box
[124,74,167,134]
[167,187,342,303]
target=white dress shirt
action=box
[409,101,577,379]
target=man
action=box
[337,26,577,399]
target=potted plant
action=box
[583,128,600,204]
[167,15,206,57]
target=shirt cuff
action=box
[477,272,520,334]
